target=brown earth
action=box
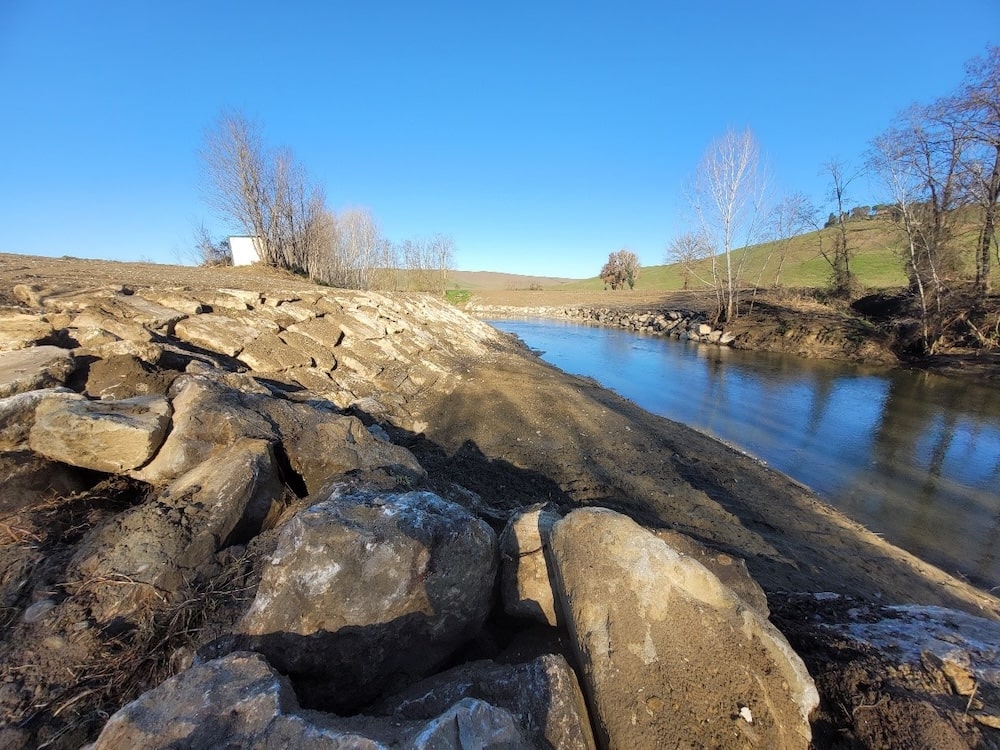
[1,254,999,748]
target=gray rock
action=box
[0,345,75,398]
[279,329,337,370]
[133,375,424,490]
[500,504,563,626]
[70,438,283,621]
[0,388,78,452]
[374,654,596,750]
[29,394,171,473]
[93,652,531,750]
[550,507,818,750]
[239,488,498,712]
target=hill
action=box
[485,212,995,293]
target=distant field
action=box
[447,270,577,291]
[452,214,997,294]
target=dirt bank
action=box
[1,254,999,748]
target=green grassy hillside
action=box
[555,212,996,293]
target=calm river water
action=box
[490,318,1000,592]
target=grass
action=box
[445,288,472,305]
[546,213,998,293]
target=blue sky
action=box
[2,1,997,279]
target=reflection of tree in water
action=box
[866,371,1000,586]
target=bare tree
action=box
[767,192,817,288]
[820,159,861,297]
[193,223,232,266]
[336,208,384,290]
[953,46,1000,297]
[201,111,328,277]
[665,232,713,290]
[431,234,456,293]
[399,235,454,293]
[870,104,970,353]
[691,128,768,322]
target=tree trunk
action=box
[976,144,1000,299]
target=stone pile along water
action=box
[0,266,998,749]
[469,303,739,346]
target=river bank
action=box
[0,254,999,748]
[464,287,1000,381]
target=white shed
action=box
[229,236,262,267]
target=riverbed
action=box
[491,318,1000,591]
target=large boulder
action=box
[0,345,75,398]
[92,652,530,750]
[0,388,78,452]
[29,393,171,473]
[0,312,53,351]
[238,488,498,712]
[70,438,284,621]
[133,375,424,490]
[549,507,818,750]
[373,654,596,750]
[69,308,155,344]
[653,528,770,617]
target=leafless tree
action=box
[665,232,713,290]
[870,104,970,353]
[820,159,861,297]
[336,207,384,290]
[691,128,769,322]
[399,235,454,293]
[952,46,1000,297]
[766,192,817,288]
[201,111,328,277]
[193,223,232,266]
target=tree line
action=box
[199,112,453,294]
[662,45,998,353]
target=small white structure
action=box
[229,236,262,267]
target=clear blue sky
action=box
[2,1,997,279]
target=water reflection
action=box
[491,318,1000,590]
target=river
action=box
[489,318,1000,592]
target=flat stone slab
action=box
[174,314,261,356]
[29,393,171,473]
[0,346,75,398]
[0,312,53,351]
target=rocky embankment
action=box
[0,268,998,749]
[467,298,903,366]
[469,303,739,346]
